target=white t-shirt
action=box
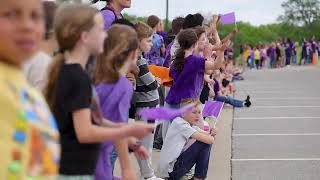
[158,117,201,177]
[23,51,52,91]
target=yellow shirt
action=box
[254,50,260,60]
[0,62,59,180]
[243,49,250,59]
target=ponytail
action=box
[44,53,65,111]
[172,47,186,71]
[171,29,198,71]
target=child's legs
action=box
[255,59,259,69]
[286,56,291,65]
[292,55,297,64]
[194,142,212,179]
[215,95,244,107]
[250,58,254,68]
[135,108,157,178]
[137,132,156,178]
[168,141,212,180]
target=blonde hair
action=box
[95,24,139,84]
[135,21,153,40]
[180,98,202,108]
[44,4,99,111]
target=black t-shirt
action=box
[53,63,100,175]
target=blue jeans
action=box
[270,57,276,68]
[110,148,118,171]
[168,141,212,180]
[215,95,244,107]
[292,55,297,64]
[286,56,291,65]
[248,58,254,69]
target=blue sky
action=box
[92,0,286,26]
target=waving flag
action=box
[202,101,224,118]
[137,104,193,120]
[220,12,236,25]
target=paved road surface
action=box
[232,66,320,180]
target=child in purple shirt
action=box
[97,0,131,30]
[166,29,226,106]
[94,25,150,180]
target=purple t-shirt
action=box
[101,8,123,30]
[158,31,168,40]
[267,47,276,59]
[95,76,133,179]
[166,55,205,104]
[95,76,133,123]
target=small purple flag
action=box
[220,12,236,25]
[202,101,224,118]
[137,104,194,121]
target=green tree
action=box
[278,0,320,26]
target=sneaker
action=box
[153,142,162,151]
[245,95,250,102]
[244,100,251,107]
[145,176,165,180]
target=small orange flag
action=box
[148,65,173,87]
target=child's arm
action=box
[221,28,237,44]
[208,15,221,46]
[191,131,215,145]
[204,40,231,73]
[101,118,124,128]
[72,109,154,143]
[114,139,137,180]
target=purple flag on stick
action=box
[220,12,236,25]
[202,101,224,118]
[137,104,194,121]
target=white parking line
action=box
[250,106,320,108]
[232,158,320,161]
[232,133,320,137]
[234,117,320,120]
[253,97,320,100]
[239,90,301,93]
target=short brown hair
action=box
[171,17,184,35]
[135,21,153,40]
[147,15,160,28]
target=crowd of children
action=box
[240,37,319,69]
[1,0,253,180]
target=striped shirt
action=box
[134,56,160,108]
